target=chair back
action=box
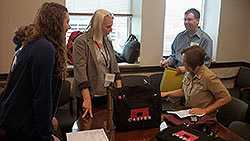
[236,67,250,88]
[149,72,163,92]
[217,97,248,127]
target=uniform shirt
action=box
[168,27,213,67]
[182,65,230,116]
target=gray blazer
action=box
[72,31,120,97]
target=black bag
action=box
[113,86,161,131]
[122,34,140,63]
[66,31,83,65]
[114,51,126,63]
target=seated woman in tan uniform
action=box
[161,45,231,117]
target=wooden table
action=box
[72,108,158,141]
[72,108,243,141]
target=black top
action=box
[0,37,61,141]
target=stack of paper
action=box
[66,128,109,141]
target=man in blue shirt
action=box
[161,8,213,69]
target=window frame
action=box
[67,12,133,53]
[162,0,205,57]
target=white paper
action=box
[66,128,109,141]
[167,109,205,118]
[160,121,168,131]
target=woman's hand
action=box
[52,134,60,141]
[161,89,184,97]
[189,108,208,116]
[82,89,93,118]
[115,79,122,88]
[161,91,170,97]
[51,117,59,131]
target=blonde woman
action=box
[73,9,121,118]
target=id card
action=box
[104,73,115,87]
[190,42,199,46]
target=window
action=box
[163,0,204,56]
[65,0,132,53]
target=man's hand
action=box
[160,58,169,68]
[160,57,175,68]
[82,89,93,118]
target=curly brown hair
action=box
[14,24,38,47]
[34,2,68,79]
[14,2,68,79]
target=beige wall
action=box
[139,0,250,66]
[216,0,250,62]
[0,0,64,73]
[248,3,250,62]
[140,0,165,66]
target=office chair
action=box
[217,97,248,127]
[229,121,250,141]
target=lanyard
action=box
[95,41,109,68]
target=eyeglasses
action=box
[106,13,114,19]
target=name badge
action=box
[104,73,115,87]
[190,42,199,46]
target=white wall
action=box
[203,0,221,61]
[0,0,65,73]
[131,0,142,42]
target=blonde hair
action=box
[87,9,113,43]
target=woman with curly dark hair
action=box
[0,2,70,141]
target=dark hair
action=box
[181,45,205,70]
[26,2,67,79]
[185,8,200,21]
[13,24,38,48]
